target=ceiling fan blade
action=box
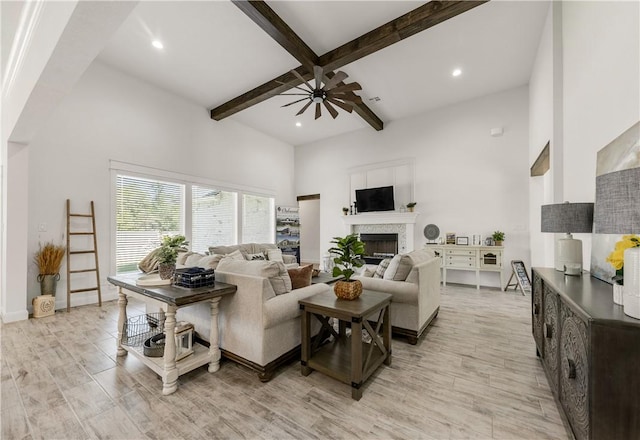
[315,102,321,120]
[323,100,339,119]
[328,98,354,113]
[296,100,312,116]
[281,97,310,108]
[313,65,323,90]
[331,93,363,105]
[288,71,314,92]
[323,71,348,91]
[329,82,362,94]
[279,93,312,96]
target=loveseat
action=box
[354,248,440,344]
[175,255,329,381]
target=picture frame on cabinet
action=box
[456,237,469,245]
[446,233,456,245]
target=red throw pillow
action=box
[288,265,313,290]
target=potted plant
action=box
[34,242,66,296]
[328,234,365,300]
[406,202,417,212]
[342,207,349,216]
[157,234,189,280]
[492,231,505,246]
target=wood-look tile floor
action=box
[1,285,571,440]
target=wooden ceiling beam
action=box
[217,0,383,130]
[212,0,488,128]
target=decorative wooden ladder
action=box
[66,199,102,312]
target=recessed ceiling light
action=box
[152,40,164,50]
[452,68,462,77]
[295,122,302,127]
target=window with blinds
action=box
[191,186,237,253]
[115,175,184,273]
[242,194,274,244]
[114,170,275,273]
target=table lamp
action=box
[541,202,594,275]
[594,167,640,318]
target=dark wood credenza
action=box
[532,268,640,440]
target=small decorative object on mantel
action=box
[342,207,349,216]
[157,235,189,280]
[34,242,66,297]
[329,234,365,300]
[606,235,640,306]
[492,231,505,247]
[406,202,416,212]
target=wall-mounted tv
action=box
[355,186,395,213]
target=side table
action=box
[107,274,236,395]
[299,289,392,400]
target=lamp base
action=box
[554,234,583,275]
[623,247,640,319]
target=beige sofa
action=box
[176,256,329,381]
[354,248,440,344]
[208,243,299,268]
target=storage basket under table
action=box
[122,312,165,347]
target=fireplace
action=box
[360,233,398,264]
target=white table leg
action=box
[162,305,178,395]
[116,289,128,357]
[442,268,447,287]
[476,269,480,290]
[208,297,222,373]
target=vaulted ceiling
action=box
[97,1,550,146]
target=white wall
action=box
[295,86,531,288]
[25,61,296,310]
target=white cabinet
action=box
[429,245,504,290]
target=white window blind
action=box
[116,175,184,273]
[191,185,237,253]
[242,194,274,244]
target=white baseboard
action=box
[53,284,118,310]
[1,309,29,323]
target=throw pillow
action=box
[246,252,266,261]
[373,258,392,279]
[138,247,160,273]
[184,253,206,267]
[197,254,224,270]
[266,248,284,262]
[288,265,313,289]
[176,250,194,266]
[226,249,245,261]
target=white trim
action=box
[1,309,29,323]
[109,160,275,197]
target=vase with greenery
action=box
[157,235,189,280]
[34,242,66,296]
[342,207,349,216]
[492,230,505,246]
[328,234,365,300]
[406,202,416,212]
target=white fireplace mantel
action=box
[342,212,418,226]
[342,212,419,253]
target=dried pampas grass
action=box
[34,242,65,275]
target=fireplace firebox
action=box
[360,233,398,264]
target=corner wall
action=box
[295,86,530,289]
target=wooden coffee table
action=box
[299,289,392,400]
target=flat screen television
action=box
[355,186,395,212]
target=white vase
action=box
[623,247,640,319]
[613,283,624,305]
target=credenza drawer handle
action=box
[533,304,540,315]
[543,322,552,339]
[566,358,576,379]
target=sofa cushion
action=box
[196,254,224,270]
[217,259,292,295]
[246,252,266,261]
[383,254,409,281]
[373,258,392,279]
[184,253,206,267]
[176,250,194,266]
[266,248,284,262]
[226,249,245,261]
[288,265,313,289]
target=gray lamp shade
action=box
[541,202,594,233]
[594,167,640,234]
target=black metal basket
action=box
[174,268,215,288]
[122,312,164,347]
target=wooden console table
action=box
[429,244,504,289]
[107,274,236,395]
[532,268,640,440]
[299,290,391,400]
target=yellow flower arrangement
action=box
[606,235,640,284]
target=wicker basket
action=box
[334,280,363,300]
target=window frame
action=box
[110,161,275,275]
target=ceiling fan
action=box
[279,66,363,120]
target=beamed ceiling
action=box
[97,1,550,146]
